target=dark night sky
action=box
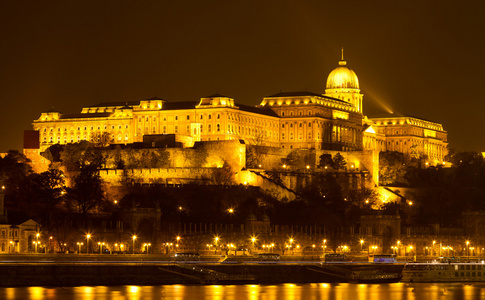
[1,1,484,152]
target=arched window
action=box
[175,126,178,133]
[217,124,220,131]
[152,126,156,133]
[125,133,129,140]
[208,124,212,132]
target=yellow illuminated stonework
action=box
[30,53,448,165]
[364,115,448,163]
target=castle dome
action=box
[326,50,359,90]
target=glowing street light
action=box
[132,235,137,254]
[144,243,151,254]
[360,239,364,251]
[77,242,83,254]
[35,233,40,253]
[86,234,91,254]
[98,242,105,254]
[466,240,470,257]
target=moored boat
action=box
[349,269,402,283]
[402,259,485,282]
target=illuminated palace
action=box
[31,54,448,164]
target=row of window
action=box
[1,230,17,237]
[136,114,279,128]
[281,110,313,117]
[281,132,318,141]
[138,114,222,123]
[43,133,129,144]
[43,124,129,132]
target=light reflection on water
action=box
[2,283,485,299]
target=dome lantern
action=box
[326,48,360,90]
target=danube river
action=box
[1,283,484,300]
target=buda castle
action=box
[28,52,448,173]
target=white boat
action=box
[402,259,485,282]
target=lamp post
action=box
[251,236,257,253]
[432,240,436,256]
[86,234,91,254]
[214,236,219,254]
[360,239,364,252]
[132,235,137,254]
[77,242,83,254]
[35,233,40,253]
[466,241,470,257]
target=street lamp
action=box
[35,233,40,253]
[144,243,151,254]
[466,241,470,257]
[86,234,91,254]
[251,236,257,251]
[77,242,83,254]
[214,236,220,254]
[360,239,364,252]
[432,240,436,256]
[132,235,137,254]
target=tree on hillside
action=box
[379,151,408,186]
[22,168,66,228]
[333,153,347,171]
[0,150,32,197]
[60,141,105,173]
[212,160,235,186]
[91,131,113,147]
[65,164,105,219]
[318,153,334,169]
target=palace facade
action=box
[30,54,448,164]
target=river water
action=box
[1,283,484,299]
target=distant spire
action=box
[339,47,347,66]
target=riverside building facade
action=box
[30,53,448,164]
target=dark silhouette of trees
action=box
[318,153,334,169]
[332,153,347,171]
